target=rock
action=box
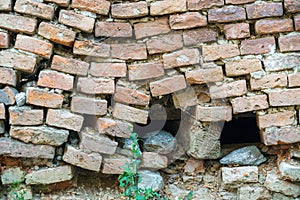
[1,167,25,185]
[220,145,266,166]
[7,184,32,200]
[238,186,271,200]
[141,152,168,170]
[279,160,300,181]
[15,92,26,106]
[168,185,213,200]
[222,166,258,187]
[0,86,17,105]
[138,170,164,192]
[272,193,300,200]
[184,158,205,175]
[143,130,175,154]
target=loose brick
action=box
[63,145,102,172]
[225,59,262,76]
[89,62,127,77]
[246,3,283,19]
[288,73,300,87]
[58,10,95,33]
[102,155,129,174]
[240,36,275,55]
[15,35,53,59]
[14,0,55,20]
[0,0,12,11]
[0,86,16,105]
[112,103,149,124]
[71,96,107,115]
[0,103,5,119]
[257,111,295,129]
[224,23,250,40]
[279,34,300,52]
[0,14,37,34]
[0,32,9,48]
[188,0,224,10]
[268,88,300,106]
[194,105,232,122]
[231,95,269,114]
[203,44,240,61]
[264,53,300,72]
[77,77,115,94]
[37,70,74,91]
[150,75,187,97]
[255,19,293,35]
[26,87,64,108]
[295,14,300,31]
[141,152,168,170]
[111,43,147,60]
[147,33,183,54]
[95,22,132,38]
[226,0,255,5]
[186,66,224,84]
[128,62,165,81]
[0,67,16,86]
[71,0,110,15]
[222,166,258,186]
[250,73,287,90]
[111,1,148,19]
[150,0,187,16]
[208,6,246,23]
[134,18,170,39]
[284,0,300,13]
[73,40,110,58]
[261,126,300,145]
[9,106,43,126]
[46,109,84,132]
[51,55,89,76]
[183,28,217,47]
[96,118,133,138]
[169,12,207,30]
[114,86,150,106]
[44,0,69,7]
[163,48,200,68]
[172,87,198,108]
[209,80,247,99]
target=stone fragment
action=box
[1,167,25,185]
[26,87,63,108]
[71,0,110,15]
[0,32,9,48]
[71,96,107,116]
[170,12,207,30]
[96,118,133,138]
[279,160,300,181]
[141,152,168,170]
[150,75,187,97]
[112,103,148,124]
[51,55,89,76]
[184,158,205,175]
[14,0,55,20]
[9,106,43,126]
[0,120,4,134]
[15,92,26,107]
[0,103,5,119]
[138,170,164,192]
[222,166,258,186]
[143,131,175,154]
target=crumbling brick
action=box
[194,106,232,122]
[114,86,150,106]
[210,80,247,99]
[261,126,300,145]
[268,88,300,106]
[26,87,64,108]
[37,70,74,91]
[71,0,110,15]
[225,58,262,76]
[0,0,12,11]
[14,0,55,20]
[73,40,110,58]
[284,0,300,13]
[169,12,207,30]
[0,103,5,119]
[111,1,148,19]
[250,73,287,90]
[231,95,269,114]
[111,43,147,60]
[96,118,133,138]
[246,3,283,19]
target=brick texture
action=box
[225,58,262,76]
[26,87,64,108]
[246,3,283,19]
[169,12,207,30]
[76,77,115,94]
[114,86,150,106]
[268,88,300,106]
[111,43,147,60]
[51,55,89,76]
[9,106,43,126]
[183,28,217,46]
[208,6,246,23]
[194,106,232,122]
[240,37,276,55]
[231,95,269,114]
[288,73,300,87]
[150,0,186,16]
[96,118,133,138]
[284,0,300,13]
[37,70,74,91]
[112,103,148,124]
[224,23,250,40]
[71,96,107,116]
[0,103,5,119]
[134,18,170,39]
[95,22,132,38]
[0,14,37,34]
[186,66,224,84]
[14,0,55,20]
[0,0,12,11]
[257,111,296,129]
[261,126,300,145]
[264,53,300,72]
[128,62,165,81]
[188,0,224,10]
[111,1,148,19]
[0,67,16,87]
[255,19,293,35]
[250,73,287,90]
[146,33,183,54]
[279,34,300,52]
[0,86,16,105]
[203,44,240,61]
[163,48,200,68]
[71,0,110,15]
[150,75,187,97]
[0,32,9,48]
[73,40,110,58]
[209,80,247,99]
[89,62,127,78]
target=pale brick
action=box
[77,77,115,94]
[240,36,276,55]
[51,55,89,76]
[288,73,300,87]
[102,155,129,174]
[14,0,55,20]
[188,0,224,10]
[0,0,12,11]
[222,166,258,186]
[268,88,300,106]
[150,0,187,16]
[194,106,232,122]
[246,3,283,19]
[128,62,164,81]
[261,126,300,146]
[255,19,293,35]
[15,35,53,59]
[9,106,43,126]
[112,103,148,124]
[134,18,170,39]
[183,28,217,46]
[172,87,197,108]
[1,167,25,185]
[44,0,69,7]
[150,75,187,97]
[279,34,300,52]
[203,44,240,61]
[0,14,37,34]
[209,80,247,99]
[224,23,250,39]
[231,95,269,114]
[95,22,132,38]
[250,73,287,90]
[0,67,16,86]
[73,40,110,58]
[114,86,150,106]
[71,0,110,15]
[163,48,200,68]
[225,59,262,76]
[111,43,147,60]
[264,53,300,72]
[46,109,84,132]
[37,70,74,91]
[71,96,107,115]
[0,86,16,105]
[111,1,148,19]
[284,0,300,13]
[208,6,246,23]
[295,14,300,31]
[89,62,126,77]
[147,33,183,54]
[257,111,296,129]
[0,103,5,119]
[226,0,255,4]
[169,12,207,30]
[0,32,9,48]
[186,66,224,84]
[96,118,133,138]
[141,152,168,170]
[26,87,63,108]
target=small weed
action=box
[7,181,26,200]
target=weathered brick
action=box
[0,86,16,105]
[257,110,295,129]
[295,14,300,31]
[0,32,9,48]
[188,0,224,10]
[9,106,43,126]
[222,166,258,186]
[26,87,64,108]
[150,75,187,97]
[0,0,12,11]
[194,105,232,122]
[51,55,89,76]
[147,33,183,54]
[102,155,129,174]
[58,10,95,33]
[268,88,300,106]
[250,73,287,90]
[261,126,300,145]
[150,0,187,16]
[95,22,132,38]
[240,36,276,55]
[38,22,76,47]
[255,19,293,35]
[15,35,53,59]
[226,0,255,5]
[14,0,55,20]
[186,66,224,84]
[63,145,102,172]
[114,86,150,106]
[284,0,300,13]
[111,43,147,60]
[183,28,217,46]
[169,12,207,30]
[113,103,149,124]
[203,44,240,61]
[163,48,200,68]
[225,59,262,76]
[209,80,247,99]
[0,14,37,34]
[264,53,300,72]
[73,40,110,58]
[46,109,84,132]
[141,152,168,170]
[134,18,170,39]
[246,3,283,19]
[71,0,110,15]
[111,1,148,19]
[0,67,16,86]
[1,167,25,185]
[44,0,69,7]
[37,70,74,91]
[89,62,127,77]
[224,23,250,39]
[208,6,246,23]
[288,73,300,87]
[128,62,165,81]
[77,77,115,94]
[0,103,5,119]
[71,96,107,115]
[231,95,269,114]
[279,34,300,52]
[96,118,133,138]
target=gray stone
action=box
[168,185,213,200]
[0,120,4,134]
[138,170,164,192]
[222,166,258,187]
[15,92,26,106]
[238,186,271,200]
[220,145,266,166]
[1,167,25,185]
[279,160,300,181]
[272,193,300,200]
[143,130,175,154]
[0,86,17,105]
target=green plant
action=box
[7,181,26,200]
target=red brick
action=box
[0,86,16,105]
[264,54,300,72]
[194,105,232,122]
[113,103,148,124]
[150,0,187,16]
[183,28,217,46]
[96,118,133,138]
[250,73,287,90]
[134,18,170,39]
[9,106,43,126]
[0,103,5,119]
[209,80,247,99]
[268,88,300,107]
[231,95,269,114]
[111,43,147,60]
[44,0,69,7]
[146,33,183,54]
[71,0,110,15]
[51,55,89,76]
[150,75,187,97]
[225,58,262,76]
[255,19,293,35]
[37,70,74,91]
[203,44,240,61]
[261,126,300,146]
[15,35,53,59]
[0,0,12,11]
[26,87,64,108]
[128,62,165,81]
[71,96,107,116]
[279,34,300,52]
[224,23,250,40]
[188,0,224,10]
[246,3,283,19]
[288,73,300,87]
[284,0,300,13]
[14,0,55,20]
[77,77,115,94]
[111,1,148,19]
[140,152,168,170]
[0,14,37,34]
[58,10,95,33]
[225,0,255,5]
[163,48,200,68]
[257,111,295,129]
[208,6,246,23]
[95,22,132,38]
[114,86,150,106]
[240,36,276,55]
[186,66,224,84]
[0,32,9,48]
[0,67,16,86]
[102,155,129,174]
[295,14,300,31]
[89,62,126,77]
[73,40,110,58]
[169,12,207,30]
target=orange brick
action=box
[37,70,74,91]
[112,103,148,124]
[26,87,64,108]
[0,0,12,11]
[146,33,183,54]
[288,73,300,87]
[150,0,186,16]
[89,63,126,78]
[73,40,110,58]
[246,3,283,19]
[0,103,5,119]
[255,19,293,35]
[257,111,295,129]
[163,48,200,68]
[111,43,147,60]
[170,12,207,30]
[209,80,247,99]
[203,44,240,61]
[183,28,217,46]
[150,75,187,97]
[279,34,300,52]
[14,0,55,20]
[9,106,43,126]
[44,0,69,7]
[0,14,37,34]
[225,58,262,76]
[111,1,148,19]
[186,66,224,84]
[188,0,224,10]
[128,62,164,81]
[71,0,110,15]
[96,118,133,138]
[208,6,246,23]
[224,23,250,39]
[250,73,287,90]
[95,22,132,38]
[231,95,269,114]
[51,55,89,76]
[240,36,276,55]
[71,96,107,116]
[0,67,16,86]
[194,105,232,121]
[76,77,115,94]
[134,18,170,39]
[268,88,300,106]
[114,86,150,106]
[0,32,9,48]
